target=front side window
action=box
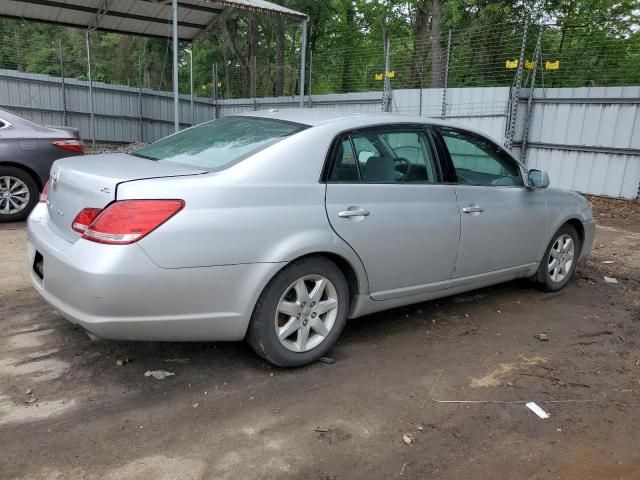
[440,129,524,187]
[329,128,440,183]
[132,116,307,170]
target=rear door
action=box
[434,127,548,279]
[324,125,460,300]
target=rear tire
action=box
[534,224,581,292]
[247,256,349,368]
[0,166,39,222]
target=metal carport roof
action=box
[1,0,309,137]
[0,0,307,40]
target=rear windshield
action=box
[131,116,307,170]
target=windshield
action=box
[131,116,307,170]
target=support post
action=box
[212,62,219,119]
[189,48,194,126]
[58,39,67,126]
[382,34,391,112]
[172,0,180,132]
[308,50,313,103]
[520,30,542,165]
[85,31,95,149]
[504,20,528,150]
[138,52,144,143]
[252,55,257,111]
[441,29,452,119]
[299,18,308,108]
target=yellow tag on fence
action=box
[545,60,560,70]
[505,59,519,69]
[525,60,536,70]
[386,70,395,78]
[374,73,383,81]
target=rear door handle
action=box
[462,205,484,214]
[338,208,370,218]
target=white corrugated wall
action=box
[1,69,638,198]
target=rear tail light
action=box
[72,208,102,233]
[52,139,85,154]
[80,200,184,245]
[39,182,49,203]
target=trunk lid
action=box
[45,125,80,138]
[45,153,206,242]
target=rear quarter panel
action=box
[117,125,370,295]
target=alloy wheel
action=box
[0,176,31,215]
[274,274,339,353]
[547,233,575,283]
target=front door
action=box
[324,126,461,300]
[435,127,548,279]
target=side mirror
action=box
[527,169,550,189]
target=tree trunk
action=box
[430,0,445,88]
[248,13,258,98]
[275,16,285,97]
[340,2,355,93]
[410,1,430,88]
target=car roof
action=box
[236,108,440,127]
[235,108,505,148]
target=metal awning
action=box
[0,0,307,40]
[1,0,309,139]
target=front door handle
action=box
[338,207,370,218]
[462,205,484,214]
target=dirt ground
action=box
[1,197,639,480]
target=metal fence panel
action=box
[514,86,640,199]
[0,68,638,198]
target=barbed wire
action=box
[0,19,638,101]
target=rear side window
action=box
[328,128,440,183]
[132,116,307,170]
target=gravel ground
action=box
[0,199,639,480]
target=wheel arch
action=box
[537,216,586,263]
[0,161,44,191]
[296,251,361,316]
[565,217,585,248]
[248,249,367,332]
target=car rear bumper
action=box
[27,205,284,341]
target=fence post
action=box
[441,29,452,119]
[189,48,194,125]
[520,29,542,165]
[212,62,220,119]
[251,55,257,111]
[382,34,391,112]
[504,20,528,150]
[299,18,308,108]
[85,31,95,149]
[137,51,144,143]
[307,50,313,107]
[58,39,67,126]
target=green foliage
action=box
[0,0,638,98]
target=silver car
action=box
[27,110,595,367]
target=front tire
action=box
[534,224,581,292]
[0,166,39,222]
[247,256,349,367]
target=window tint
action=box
[132,116,306,170]
[329,129,439,183]
[440,129,523,187]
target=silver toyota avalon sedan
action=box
[27,110,595,367]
